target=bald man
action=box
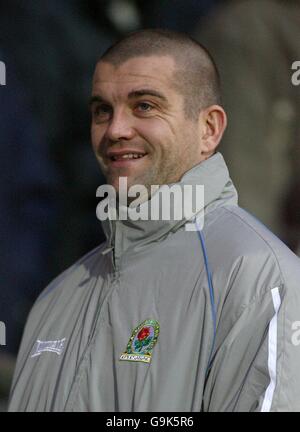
[8,29,300,412]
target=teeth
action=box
[112,153,145,160]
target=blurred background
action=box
[0,0,299,410]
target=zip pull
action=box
[101,246,114,255]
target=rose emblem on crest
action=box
[121,319,160,362]
[134,326,152,352]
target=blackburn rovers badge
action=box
[119,319,160,364]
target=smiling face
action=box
[90,55,207,195]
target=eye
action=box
[92,104,112,121]
[136,102,153,112]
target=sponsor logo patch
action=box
[31,338,66,358]
[119,319,160,364]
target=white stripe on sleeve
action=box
[261,287,281,412]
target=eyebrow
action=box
[88,89,168,107]
[88,95,106,107]
[127,89,168,102]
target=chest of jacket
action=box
[10,232,215,411]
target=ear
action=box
[199,105,227,158]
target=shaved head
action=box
[98,29,221,120]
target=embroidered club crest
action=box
[119,319,160,364]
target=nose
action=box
[105,108,135,142]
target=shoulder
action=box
[34,242,109,306]
[14,242,110,364]
[207,204,298,263]
[204,204,300,308]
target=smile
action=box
[106,149,148,167]
[110,153,146,161]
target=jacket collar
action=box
[101,152,238,258]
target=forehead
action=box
[92,55,177,98]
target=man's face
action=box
[90,55,206,195]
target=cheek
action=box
[138,120,174,152]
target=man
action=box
[8,29,300,411]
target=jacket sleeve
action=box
[202,252,300,412]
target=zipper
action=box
[101,246,113,255]
[101,218,117,273]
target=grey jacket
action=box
[8,153,300,411]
